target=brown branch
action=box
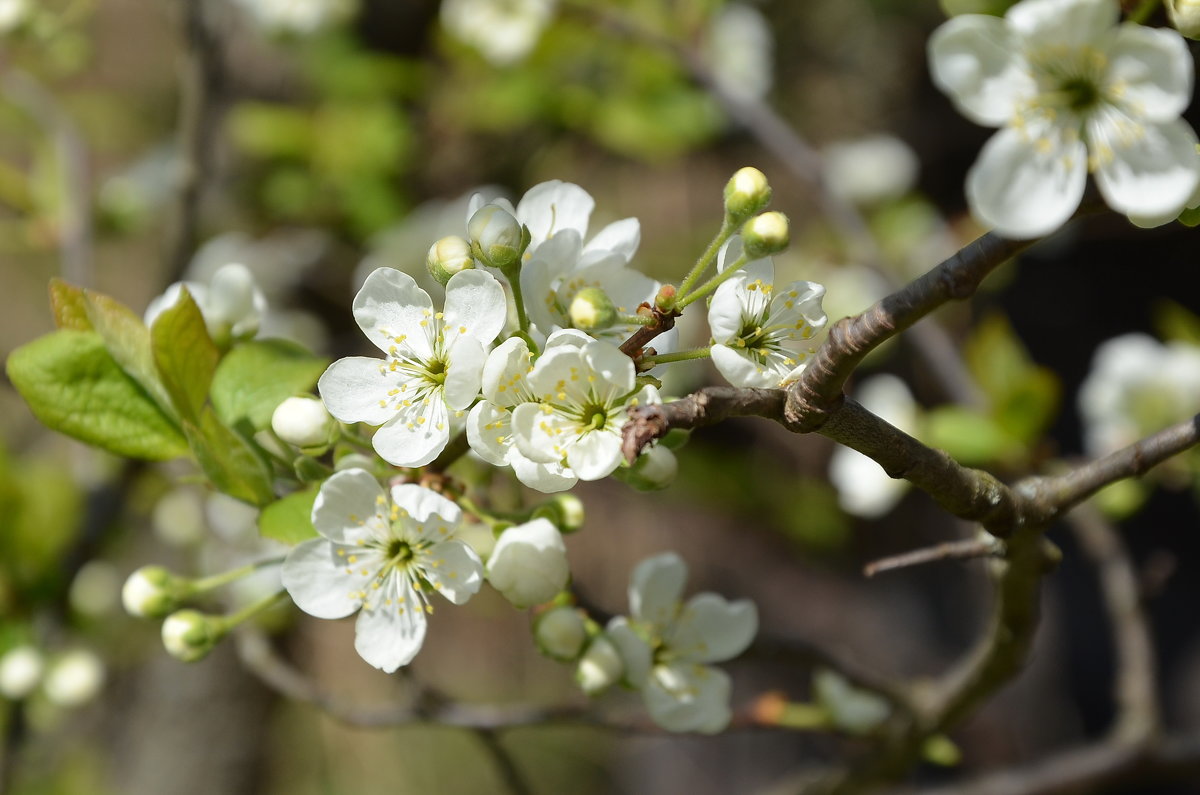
[621,386,786,463]
[864,536,1003,578]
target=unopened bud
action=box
[335,452,375,472]
[122,565,189,619]
[0,646,43,699]
[467,204,524,270]
[271,396,337,450]
[486,519,570,609]
[42,650,105,708]
[162,609,225,663]
[1168,0,1200,38]
[533,606,588,661]
[532,493,585,534]
[426,235,476,286]
[742,211,789,258]
[568,287,617,331]
[207,263,264,342]
[724,166,772,221]
[576,635,624,695]
[654,284,677,313]
[615,445,678,491]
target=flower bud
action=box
[568,287,617,331]
[615,445,678,491]
[467,204,524,270]
[0,646,43,699]
[207,263,264,342]
[576,635,624,695]
[271,396,337,450]
[1168,0,1200,38]
[531,493,585,534]
[486,519,570,609]
[533,606,588,661]
[334,452,376,472]
[426,235,476,286]
[741,211,789,258]
[162,609,225,663]
[122,565,188,619]
[654,284,677,313]
[42,649,105,708]
[724,166,772,221]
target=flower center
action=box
[1059,76,1100,112]
[583,405,608,430]
[386,539,415,563]
[425,357,448,385]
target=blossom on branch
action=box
[929,0,1200,237]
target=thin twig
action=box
[863,537,1003,578]
[474,729,533,795]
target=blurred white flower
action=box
[705,4,774,101]
[1079,333,1200,456]
[441,0,555,65]
[232,0,352,35]
[144,263,268,344]
[0,646,44,700]
[42,650,105,708]
[823,135,920,206]
[829,375,919,518]
[534,606,587,661]
[69,560,121,618]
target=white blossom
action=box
[0,646,43,699]
[1079,333,1200,456]
[231,0,351,34]
[704,4,774,101]
[144,263,268,343]
[708,237,827,388]
[0,0,28,34]
[281,469,483,672]
[509,338,660,482]
[605,553,757,733]
[929,0,1200,237]
[441,0,555,65]
[42,650,105,708]
[823,134,920,205]
[828,375,919,519]
[319,267,507,468]
[486,519,569,608]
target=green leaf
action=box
[925,407,1019,466]
[964,314,1060,445]
[258,486,320,545]
[48,278,92,331]
[84,288,173,415]
[6,330,189,460]
[211,339,328,432]
[183,407,276,506]
[150,287,219,421]
[1153,300,1200,347]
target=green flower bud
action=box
[724,166,772,221]
[654,284,677,313]
[533,606,588,662]
[467,204,524,270]
[161,609,225,663]
[1168,0,1200,38]
[271,396,337,451]
[575,635,624,695]
[568,287,617,331]
[122,565,189,619]
[531,493,586,534]
[613,445,678,491]
[742,211,789,258]
[426,235,476,286]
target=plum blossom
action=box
[708,237,827,388]
[509,337,660,482]
[441,0,555,66]
[828,375,919,519]
[281,469,483,672]
[319,267,507,468]
[144,263,267,343]
[606,553,758,733]
[928,0,1200,237]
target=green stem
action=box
[457,494,513,531]
[502,264,531,335]
[617,312,656,327]
[1128,0,1160,23]
[191,558,285,594]
[640,346,712,365]
[223,589,289,631]
[676,253,750,309]
[676,218,736,303]
[341,427,376,453]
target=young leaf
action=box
[183,407,276,507]
[6,330,189,460]
[84,289,174,415]
[211,339,328,431]
[258,486,320,545]
[49,278,92,331]
[150,288,219,421]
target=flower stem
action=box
[676,218,736,304]
[617,312,656,327]
[676,253,750,309]
[457,494,514,531]
[191,558,285,594]
[341,427,376,453]
[1128,0,1160,23]
[501,263,531,335]
[640,346,712,365]
[223,589,289,631]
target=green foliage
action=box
[84,289,174,415]
[939,0,1019,15]
[48,277,92,331]
[6,330,190,461]
[258,486,320,545]
[183,408,276,507]
[925,406,1021,466]
[1153,300,1200,346]
[210,339,328,432]
[149,289,219,421]
[0,444,83,597]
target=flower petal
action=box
[1006,0,1117,50]
[668,593,758,664]
[466,401,513,466]
[629,552,687,628]
[927,14,1031,127]
[644,663,732,733]
[965,125,1087,238]
[391,482,462,525]
[444,335,486,410]
[353,577,427,672]
[281,539,363,619]
[1092,117,1200,221]
[565,427,623,481]
[606,616,652,686]
[516,180,595,249]
[371,401,451,468]
[353,268,434,359]
[311,468,387,544]
[510,402,573,464]
[481,336,534,405]
[511,454,578,493]
[1107,23,1194,123]
[582,340,636,398]
[711,343,780,388]
[583,217,641,262]
[423,539,484,605]
[443,269,508,346]
[318,356,399,426]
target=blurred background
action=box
[2,0,1200,792]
